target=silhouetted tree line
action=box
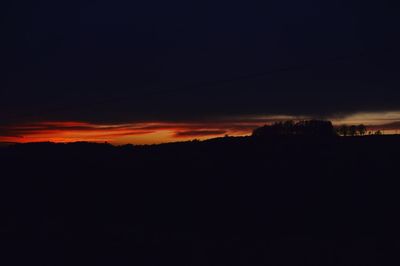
[252,120,336,138]
[336,124,383,136]
[253,120,384,138]
[336,124,366,136]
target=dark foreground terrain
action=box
[1,135,400,265]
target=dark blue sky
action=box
[2,0,400,125]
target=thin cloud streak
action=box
[174,130,227,137]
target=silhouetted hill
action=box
[1,135,400,265]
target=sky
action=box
[2,0,400,144]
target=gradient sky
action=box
[2,0,400,144]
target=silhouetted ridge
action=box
[1,130,400,265]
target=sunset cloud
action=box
[0,120,265,144]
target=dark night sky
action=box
[2,0,400,127]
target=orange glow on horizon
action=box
[0,121,256,145]
[1,112,400,145]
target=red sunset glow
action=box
[1,112,400,144]
[0,121,259,145]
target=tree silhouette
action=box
[357,124,367,136]
[337,125,349,136]
[349,125,357,136]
